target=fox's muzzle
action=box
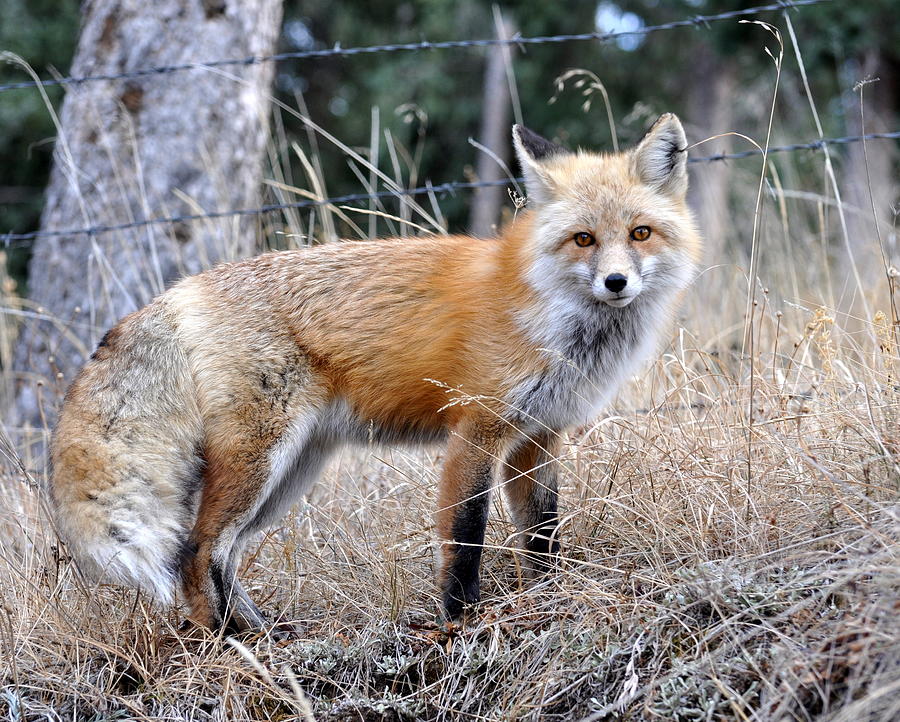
[593,269,642,307]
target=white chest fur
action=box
[507,292,671,431]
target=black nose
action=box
[604,273,628,293]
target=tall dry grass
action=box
[1,26,899,722]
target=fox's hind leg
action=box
[181,406,331,634]
[501,432,561,575]
[181,444,274,632]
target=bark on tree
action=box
[9,0,283,434]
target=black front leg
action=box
[442,486,491,618]
[436,416,508,620]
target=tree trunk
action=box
[9,0,283,436]
[841,50,898,295]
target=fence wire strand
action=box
[0,0,828,93]
[3,130,897,247]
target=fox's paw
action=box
[442,576,481,621]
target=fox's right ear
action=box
[512,125,567,205]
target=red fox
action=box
[50,114,700,631]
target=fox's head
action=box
[513,114,700,309]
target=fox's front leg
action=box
[502,433,562,575]
[436,415,513,620]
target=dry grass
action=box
[1,33,899,722]
[2,227,899,720]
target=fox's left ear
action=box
[633,113,688,198]
[512,125,569,205]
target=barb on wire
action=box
[0,0,828,93]
[2,129,896,248]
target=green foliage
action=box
[274,0,898,237]
[0,0,79,280]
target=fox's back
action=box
[163,236,523,433]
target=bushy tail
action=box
[54,492,193,605]
[49,301,203,604]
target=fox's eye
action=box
[630,226,651,242]
[573,231,595,247]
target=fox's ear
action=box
[633,113,688,198]
[512,125,568,205]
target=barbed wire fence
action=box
[4,132,899,247]
[0,0,829,94]
[2,0,897,250]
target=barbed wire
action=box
[687,131,900,161]
[2,129,896,248]
[0,0,828,94]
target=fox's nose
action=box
[604,273,628,293]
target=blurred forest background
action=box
[2,0,897,286]
[2,0,898,429]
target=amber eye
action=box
[630,226,651,242]
[573,231,595,247]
